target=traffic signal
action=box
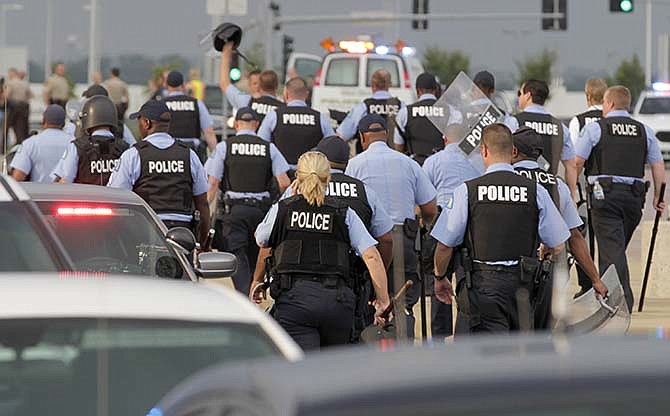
[610,0,634,12]
[229,51,241,83]
[270,1,281,31]
[282,35,295,77]
[412,0,429,30]
[542,0,567,31]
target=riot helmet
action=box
[80,95,118,134]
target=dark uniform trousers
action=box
[421,234,454,337]
[387,226,421,339]
[215,202,268,296]
[6,101,30,144]
[274,279,356,351]
[591,186,645,312]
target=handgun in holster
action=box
[459,247,480,328]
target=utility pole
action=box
[87,0,100,84]
[645,0,652,86]
[45,0,53,80]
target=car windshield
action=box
[366,58,400,87]
[0,202,60,272]
[36,202,187,279]
[325,58,359,86]
[639,96,670,114]
[295,57,322,79]
[0,318,280,416]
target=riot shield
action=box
[65,99,82,123]
[428,71,505,163]
[565,265,630,334]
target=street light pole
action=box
[87,0,100,84]
[45,0,54,80]
[645,0,653,86]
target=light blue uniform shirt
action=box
[206,129,290,200]
[336,91,406,140]
[423,143,484,209]
[50,128,115,182]
[164,91,214,145]
[11,128,72,183]
[575,109,662,184]
[280,168,394,238]
[225,85,281,111]
[106,132,209,222]
[256,204,377,257]
[431,163,570,264]
[513,159,583,230]
[505,104,576,161]
[345,141,437,224]
[63,120,136,146]
[394,93,463,145]
[257,100,335,168]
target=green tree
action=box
[608,54,645,104]
[422,46,470,86]
[515,49,557,85]
[243,41,266,73]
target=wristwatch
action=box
[434,273,447,281]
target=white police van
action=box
[633,83,670,161]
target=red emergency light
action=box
[56,206,114,216]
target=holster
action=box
[403,218,419,240]
[519,256,540,285]
[460,248,481,328]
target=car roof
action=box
[157,335,670,414]
[0,175,30,202]
[21,182,145,205]
[0,274,263,323]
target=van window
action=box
[294,58,322,80]
[366,58,400,88]
[325,58,359,87]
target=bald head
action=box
[371,69,392,92]
[481,123,513,166]
[603,85,632,116]
[284,76,309,101]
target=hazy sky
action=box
[5,0,670,82]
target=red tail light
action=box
[314,68,323,86]
[56,206,114,216]
[403,70,411,89]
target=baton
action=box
[414,228,428,340]
[202,228,215,252]
[380,280,413,320]
[639,182,666,312]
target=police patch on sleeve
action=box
[445,193,454,210]
[61,149,68,160]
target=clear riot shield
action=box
[65,99,82,123]
[428,71,505,164]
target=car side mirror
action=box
[196,252,238,279]
[165,227,197,254]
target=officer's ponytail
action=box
[296,151,330,207]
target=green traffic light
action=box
[620,0,633,12]
[229,68,242,82]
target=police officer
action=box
[432,123,570,333]
[63,84,136,146]
[505,79,577,194]
[220,42,284,120]
[11,105,71,183]
[575,85,666,312]
[346,114,437,338]
[258,77,334,173]
[337,69,405,153]
[395,72,452,165]
[422,123,484,336]
[107,99,211,245]
[51,95,129,185]
[206,107,291,295]
[511,127,608,329]
[252,151,391,350]
[163,71,217,162]
[568,78,607,296]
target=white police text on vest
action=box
[165,101,195,112]
[369,104,400,115]
[327,182,358,198]
[516,170,557,185]
[231,143,267,157]
[412,106,444,118]
[148,160,185,174]
[282,113,316,125]
[251,102,277,115]
[477,185,528,203]
[523,121,559,136]
[584,117,600,125]
[91,159,120,174]
[611,123,639,136]
[289,211,333,232]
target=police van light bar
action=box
[652,82,670,92]
[57,206,114,216]
[401,46,416,57]
[320,37,336,52]
[375,45,390,55]
[339,40,374,54]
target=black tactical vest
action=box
[269,195,351,279]
[133,140,193,215]
[223,134,272,193]
[404,98,446,165]
[514,165,560,207]
[329,172,372,231]
[576,109,602,131]
[249,95,284,122]
[465,170,539,262]
[272,106,323,165]
[73,135,129,186]
[164,94,201,139]
[514,112,564,174]
[364,97,401,119]
[585,117,647,178]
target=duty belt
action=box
[227,197,270,207]
[472,263,521,273]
